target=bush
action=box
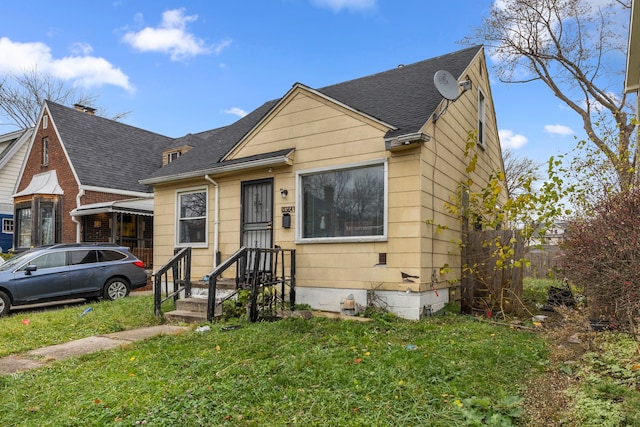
[562,189,640,333]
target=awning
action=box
[13,170,64,197]
[71,198,154,217]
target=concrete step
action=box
[176,297,209,313]
[191,278,240,290]
[165,298,224,324]
[164,309,210,323]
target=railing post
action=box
[185,247,192,298]
[289,249,296,310]
[207,275,216,322]
[153,273,162,317]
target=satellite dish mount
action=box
[433,70,471,122]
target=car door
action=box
[12,251,69,303]
[67,249,104,295]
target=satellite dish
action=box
[434,70,459,101]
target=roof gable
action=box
[0,128,33,170]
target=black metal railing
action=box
[153,247,191,317]
[205,247,296,322]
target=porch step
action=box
[176,297,208,313]
[191,278,240,290]
[164,297,223,324]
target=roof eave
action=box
[140,152,294,186]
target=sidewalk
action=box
[0,324,190,375]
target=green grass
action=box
[0,297,549,426]
[0,294,162,357]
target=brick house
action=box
[12,102,173,267]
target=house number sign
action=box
[281,206,295,213]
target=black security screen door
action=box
[241,179,273,249]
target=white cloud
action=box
[122,8,229,61]
[499,129,528,149]
[0,37,133,92]
[224,107,248,118]
[544,124,574,136]
[70,42,93,55]
[311,0,376,12]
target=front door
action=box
[241,179,273,249]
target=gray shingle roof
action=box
[46,101,174,193]
[147,45,483,183]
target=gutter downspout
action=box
[205,175,220,268]
[73,187,85,242]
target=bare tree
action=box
[0,68,128,129]
[464,0,636,191]
[502,149,541,195]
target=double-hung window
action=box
[16,207,32,248]
[2,218,13,234]
[297,160,387,243]
[177,188,207,246]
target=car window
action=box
[21,252,66,270]
[0,251,31,271]
[98,250,127,262]
[69,249,98,265]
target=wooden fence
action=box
[523,245,563,279]
[461,230,524,315]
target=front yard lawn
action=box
[0,296,547,426]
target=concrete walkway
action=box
[0,324,190,375]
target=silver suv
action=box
[0,243,148,316]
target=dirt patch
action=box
[521,307,592,426]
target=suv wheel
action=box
[103,278,130,300]
[0,291,10,316]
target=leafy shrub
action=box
[222,290,250,320]
[562,189,640,334]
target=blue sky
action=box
[0,0,627,164]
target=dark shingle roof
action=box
[318,45,481,138]
[47,101,174,193]
[144,45,482,182]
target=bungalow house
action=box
[141,45,507,320]
[0,128,33,253]
[12,102,173,267]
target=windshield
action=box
[0,250,36,271]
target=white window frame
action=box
[167,151,181,163]
[43,115,48,129]
[295,159,388,244]
[477,88,486,148]
[2,218,13,234]
[175,187,208,248]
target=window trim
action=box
[43,115,48,129]
[167,151,181,163]
[295,159,388,244]
[175,186,208,248]
[15,205,32,250]
[2,218,13,234]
